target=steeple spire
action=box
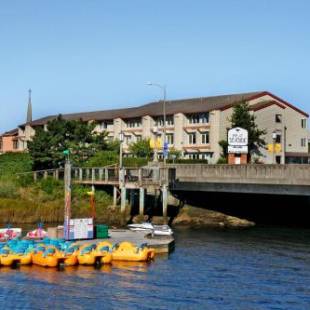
[26,88,32,123]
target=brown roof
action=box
[250,100,286,111]
[1,128,18,137]
[18,90,308,128]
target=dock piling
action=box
[162,185,168,224]
[139,188,145,216]
[120,187,126,213]
[113,186,118,206]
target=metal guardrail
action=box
[18,164,310,188]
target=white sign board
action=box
[228,145,248,154]
[228,127,248,146]
[69,218,93,240]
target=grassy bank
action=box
[0,153,124,225]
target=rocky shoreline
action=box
[137,205,255,229]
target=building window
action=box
[166,133,174,145]
[135,135,142,142]
[126,118,142,128]
[276,156,281,164]
[100,120,113,130]
[188,114,200,124]
[187,153,199,160]
[100,122,107,130]
[155,115,174,127]
[301,138,307,147]
[0,139,2,150]
[201,132,209,144]
[275,114,282,123]
[275,134,281,144]
[301,119,307,129]
[188,133,196,144]
[125,135,132,144]
[200,113,209,123]
[200,152,213,160]
[188,112,209,124]
[13,140,18,150]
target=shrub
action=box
[216,157,228,164]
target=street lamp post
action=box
[147,82,168,224]
[119,131,126,213]
[119,131,124,182]
[147,82,167,164]
[272,131,277,164]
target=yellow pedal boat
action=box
[78,242,112,265]
[112,242,155,262]
[77,243,97,265]
[1,253,32,266]
[60,245,79,266]
[32,247,64,268]
[94,241,113,264]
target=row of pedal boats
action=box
[0,239,155,268]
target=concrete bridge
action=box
[169,164,310,196]
[20,164,310,221]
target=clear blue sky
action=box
[1,0,310,133]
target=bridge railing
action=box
[71,166,119,183]
[17,165,166,187]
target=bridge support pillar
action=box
[139,188,145,216]
[162,185,168,224]
[113,186,118,206]
[120,187,126,213]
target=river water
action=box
[0,227,310,309]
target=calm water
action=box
[1,227,310,309]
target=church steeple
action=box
[26,89,32,124]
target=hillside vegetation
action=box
[0,153,123,225]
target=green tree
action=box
[128,138,152,158]
[28,115,108,169]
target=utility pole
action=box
[63,150,71,240]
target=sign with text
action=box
[228,145,248,154]
[228,127,248,146]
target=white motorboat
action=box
[153,225,173,236]
[128,223,173,236]
[127,223,153,232]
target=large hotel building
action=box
[1,91,309,164]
